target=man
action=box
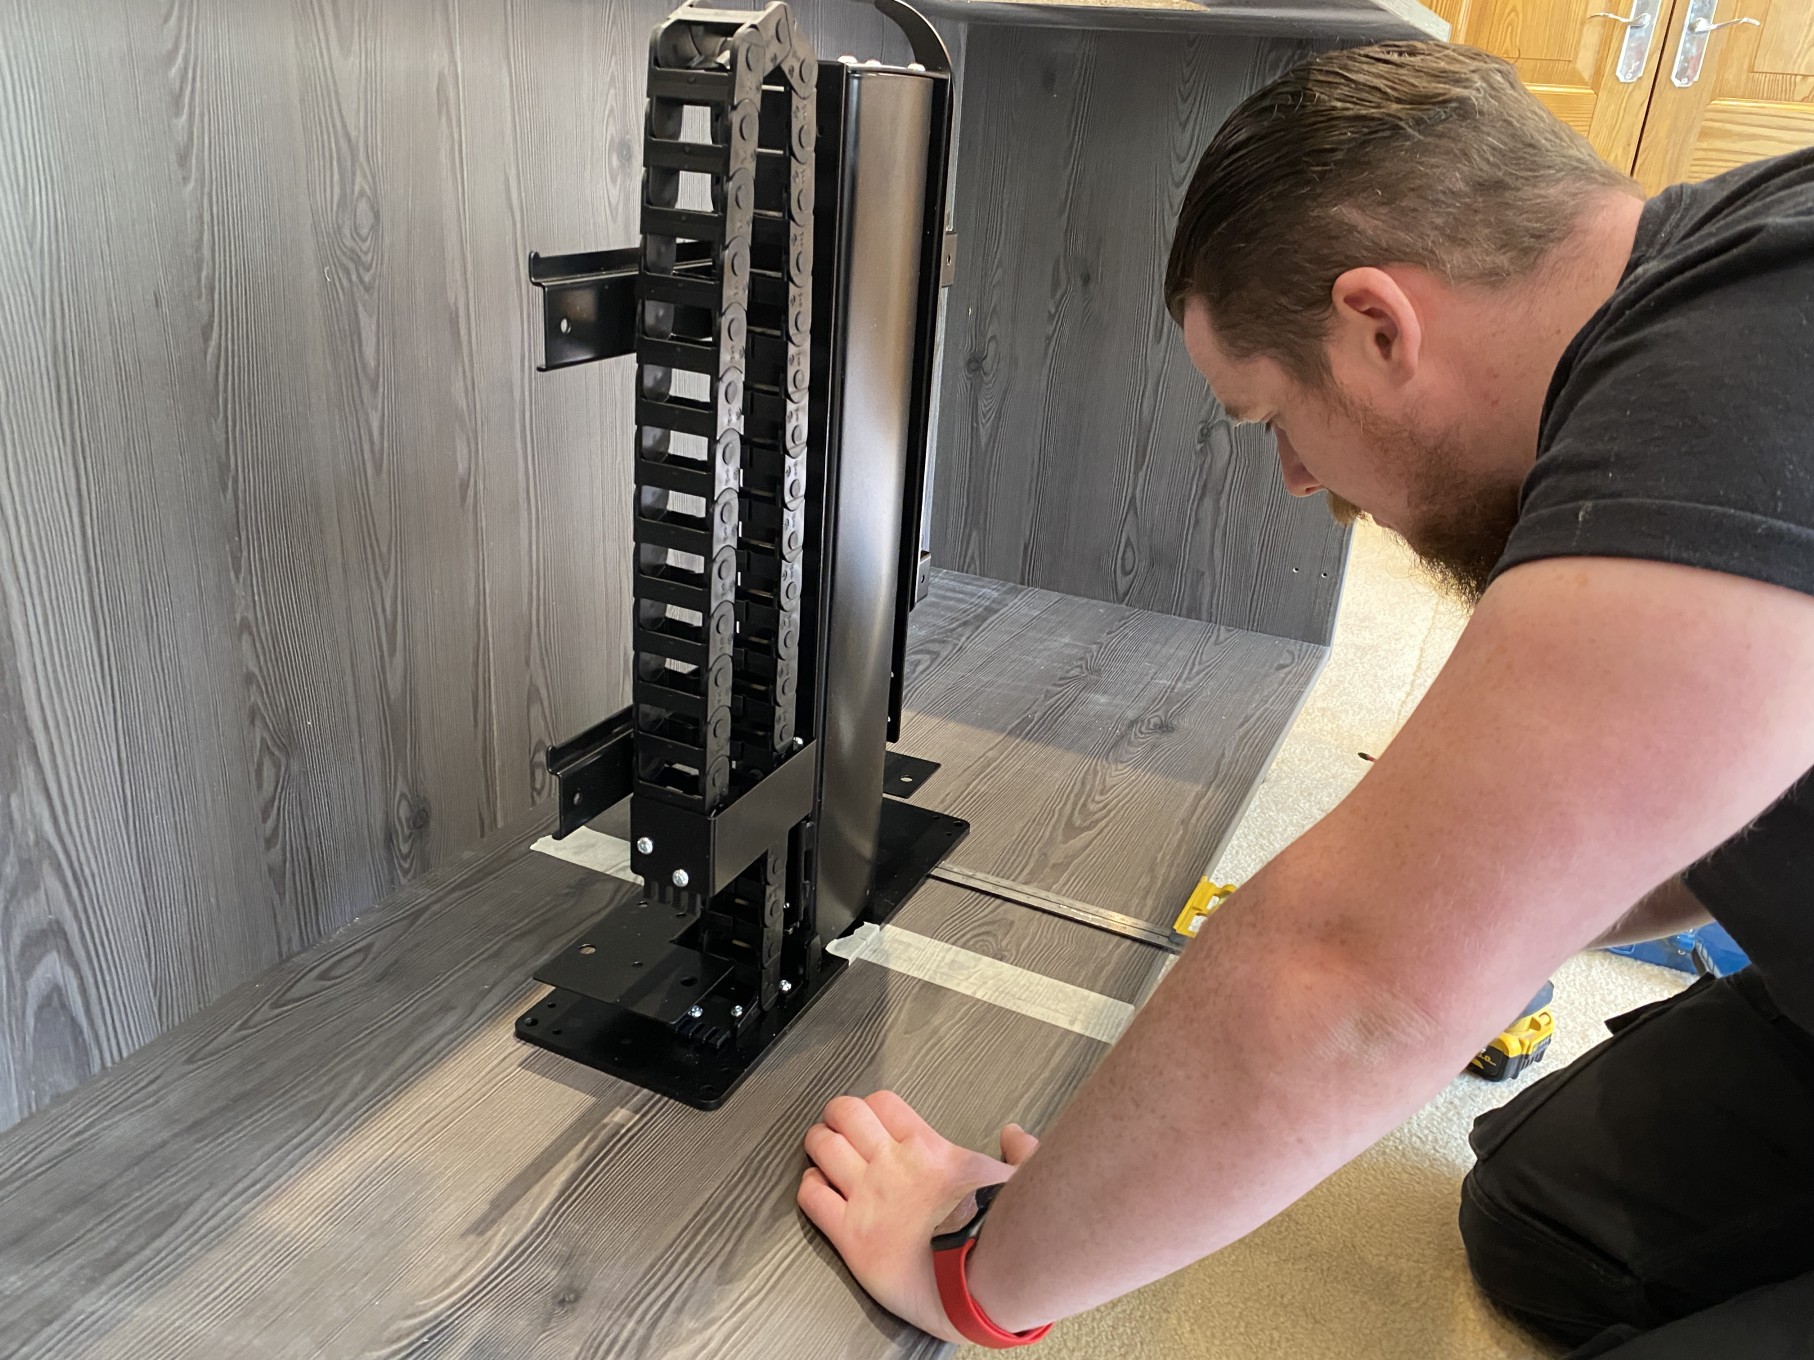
[796,42,1814,1357]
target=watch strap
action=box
[930,1183,1052,1349]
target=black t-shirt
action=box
[1491,148,1814,1033]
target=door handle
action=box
[1589,0,1664,82]
[1672,0,1760,87]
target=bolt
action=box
[636,836,653,854]
[671,869,690,888]
[794,736,805,749]
[559,316,571,334]
[731,1005,745,1019]
[687,1005,703,1019]
[779,979,794,994]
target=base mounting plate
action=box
[516,795,967,1109]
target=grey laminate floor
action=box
[0,572,1324,1358]
[901,572,1324,925]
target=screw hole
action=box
[571,791,582,806]
[559,317,571,334]
[551,1029,562,1036]
[546,1001,557,1009]
[525,1017,539,1027]
[631,959,643,967]
[680,975,697,986]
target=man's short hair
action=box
[1165,42,1635,384]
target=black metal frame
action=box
[516,0,962,1110]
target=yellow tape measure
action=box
[1173,878,1238,938]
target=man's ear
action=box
[1327,266,1422,389]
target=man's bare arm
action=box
[1589,875,1712,950]
[956,556,1814,1331]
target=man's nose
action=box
[1275,430,1323,497]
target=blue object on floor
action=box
[1607,923,1750,977]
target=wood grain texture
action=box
[901,571,1325,927]
[0,810,1157,1360]
[930,25,1352,645]
[0,0,939,1133]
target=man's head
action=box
[1167,42,1644,601]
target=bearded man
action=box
[798,43,1814,1358]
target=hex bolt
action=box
[730,1005,745,1019]
[779,979,794,994]
[687,1005,704,1019]
[672,869,690,888]
[635,836,653,854]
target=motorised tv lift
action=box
[516,0,965,1109]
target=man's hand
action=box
[797,1090,1039,1341]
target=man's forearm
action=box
[961,866,1711,1330]
[849,560,1814,1340]
[1587,876,1711,950]
[961,865,1522,1333]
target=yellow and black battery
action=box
[1469,980,1556,1081]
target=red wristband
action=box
[930,1178,1055,1357]
[933,1237,1052,1348]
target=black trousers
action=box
[1459,969,1814,1357]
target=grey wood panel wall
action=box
[931,26,1351,645]
[0,0,925,1134]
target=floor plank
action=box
[901,571,1325,926]
[0,571,1320,1356]
[0,816,1161,1360]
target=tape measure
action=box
[1173,877,1238,940]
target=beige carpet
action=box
[962,523,1687,1360]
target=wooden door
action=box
[1441,0,1676,171]
[1633,0,1814,188]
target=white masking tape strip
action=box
[531,826,642,886]
[827,922,1133,1044]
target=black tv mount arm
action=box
[516,0,966,1109]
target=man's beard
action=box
[1326,404,1523,607]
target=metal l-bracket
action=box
[528,240,715,371]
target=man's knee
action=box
[1459,1156,1634,1347]
[1456,1068,1652,1346]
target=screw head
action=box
[687,1005,703,1019]
[671,869,690,888]
[779,979,794,994]
[730,1005,745,1019]
[635,836,653,854]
